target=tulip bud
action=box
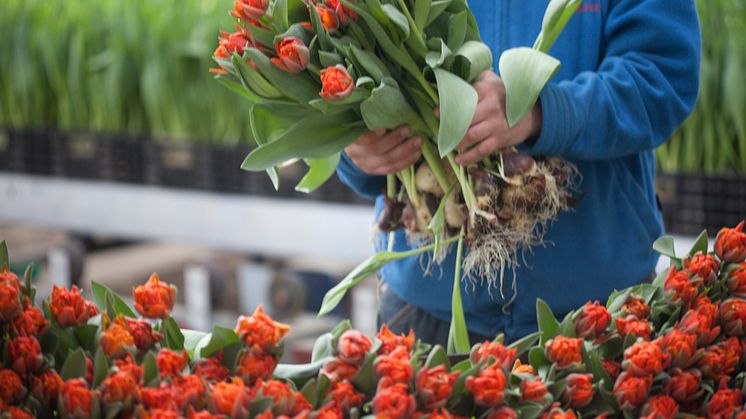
[659,330,698,369]
[326,0,357,26]
[663,267,698,308]
[678,308,720,347]
[543,405,579,419]
[575,300,611,339]
[726,263,746,298]
[376,324,415,354]
[12,300,48,337]
[5,407,33,419]
[616,315,652,340]
[486,406,518,419]
[61,378,94,419]
[683,252,719,287]
[322,357,360,382]
[520,378,549,402]
[337,330,372,364]
[315,4,340,32]
[466,364,506,407]
[697,338,741,381]
[720,298,746,336]
[49,285,99,328]
[0,369,26,404]
[235,305,290,351]
[601,359,622,381]
[640,395,679,419]
[193,356,229,383]
[176,374,208,411]
[231,0,270,21]
[236,351,278,385]
[716,221,746,263]
[613,372,652,411]
[211,378,250,418]
[375,346,413,384]
[125,318,163,351]
[255,379,298,416]
[0,278,21,322]
[133,273,176,320]
[623,340,664,377]
[471,340,517,371]
[271,37,310,73]
[100,371,138,408]
[663,368,703,403]
[621,295,649,319]
[372,382,416,418]
[7,336,43,375]
[156,349,189,379]
[32,370,63,405]
[707,382,743,419]
[416,365,460,410]
[100,315,136,359]
[320,65,354,102]
[545,336,583,369]
[563,373,594,408]
[327,380,365,410]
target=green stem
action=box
[482,156,495,171]
[397,168,419,207]
[447,227,469,354]
[386,174,397,200]
[421,141,452,192]
[446,153,477,213]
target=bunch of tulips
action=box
[211,0,582,293]
[1,221,746,418]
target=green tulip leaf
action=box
[381,4,410,38]
[163,317,184,351]
[60,348,87,381]
[534,0,583,53]
[536,299,560,346]
[91,281,137,319]
[245,48,319,105]
[200,325,240,358]
[434,68,478,157]
[349,45,391,83]
[92,347,109,388]
[232,54,284,99]
[426,0,453,26]
[242,112,365,171]
[453,41,494,83]
[0,240,8,271]
[687,230,709,258]
[295,154,341,193]
[499,47,560,127]
[507,331,540,359]
[360,78,426,132]
[448,229,470,355]
[447,11,467,51]
[143,352,160,387]
[414,0,432,29]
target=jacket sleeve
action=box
[336,151,386,200]
[520,0,701,161]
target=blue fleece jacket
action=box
[337,0,701,340]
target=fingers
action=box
[347,135,422,175]
[457,120,492,151]
[455,136,500,165]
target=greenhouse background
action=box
[0,0,745,361]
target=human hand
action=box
[453,71,543,165]
[344,126,423,175]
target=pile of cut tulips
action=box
[2,222,746,418]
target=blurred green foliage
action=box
[0,0,254,145]
[657,0,746,174]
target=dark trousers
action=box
[376,281,492,348]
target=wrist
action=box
[529,99,543,139]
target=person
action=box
[337,0,701,345]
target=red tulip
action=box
[271,37,310,73]
[100,371,138,407]
[640,395,679,419]
[707,382,743,419]
[0,277,21,322]
[520,378,548,402]
[678,308,720,347]
[320,65,354,102]
[49,285,98,327]
[659,330,699,369]
[7,336,42,375]
[416,365,460,410]
[663,267,698,308]
[616,315,652,340]
[545,336,583,369]
[466,364,507,407]
[12,299,48,337]
[327,380,364,410]
[486,407,518,419]
[235,305,290,351]
[376,324,415,355]
[322,357,360,382]
[0,369,25,404]
[315,5,340,32]
[100,315,136,359]
[720,298,746,336]
[337,330,372,364]
[562,373,594,408]
[157,349,189,379]
[32,370,63,405]
[601,359,622,381]
[326,0,357,25]
[236,351,278,384]
[472,340,517,371]
[621,295,649,320]
[623,340,665,376]
[663,368,703,403]
[613,372,652,410]
[715,221,746,263]
[210,378,250,417]
[575,300,611,339]
[193,356,229,383]
[375,346,412,384]
[231,0,269,22]
[133,273,176,319]
[371,382,416,418]
[697,338,741,381]
[61,378,94,419]
[726,263,746,297]
[683,252,719,287]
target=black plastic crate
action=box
[56,131,110,180]
[144,142,212,190]
[0,128,56,175]
[107,134,146,184]
[0,127,16,171]
[657,172,746,236]
[209,145,258,194]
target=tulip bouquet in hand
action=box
[212,0,582,313]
